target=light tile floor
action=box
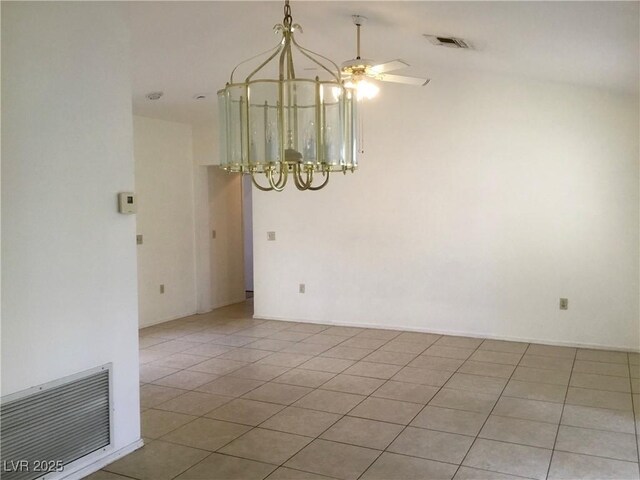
[90,301,640,480]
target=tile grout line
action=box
[628,353,640,478]
[543,346,577,480]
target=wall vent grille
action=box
[1,365,112,480]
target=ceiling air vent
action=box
[424,34,471,49]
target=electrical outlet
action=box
[212,230,216,239]
[299,283,305,294]
[160,284,165,294]
[136,234,143,245]
[267,231,276,241]
[559,298,568,310]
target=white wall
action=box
[253,72,640,351]
[134,116,197,327]
[191,122,246,309]
[2,1,141,475]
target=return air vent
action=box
[1,365,112,480]
[424,34,471,49]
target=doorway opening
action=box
[242,175,254,299]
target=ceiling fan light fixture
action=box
[216,0,359,192]
[345,77,379,101]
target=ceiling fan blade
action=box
[376,73,430,86]
[369,59,409,74]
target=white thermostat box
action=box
[118,192,136,214]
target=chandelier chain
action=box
[283,0,293,28]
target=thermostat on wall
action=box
[118,192,136,214]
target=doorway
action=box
[242,175,254,299]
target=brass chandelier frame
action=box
[217,1,358,191]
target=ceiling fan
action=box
[341,15,430,99]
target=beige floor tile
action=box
[217,348,274,362]
[479,415,558,448]
[175,452,276,480]
[299,356,355,373]
[349,397,423,424]
[573,360,629,377]
[394,332,441,345]
[503,380,567,403]
[632,378,639,393]
[547,451,640,480]
[570,372,631,392]
[293,388,365,414]
[210,335,257,347]
[469,350,523,365]
[105,440,209,480]
[462,439,552,480]
[320,374,386,395]
[273,368,336,388]
[161,417,250,451]
[84,471,134,480]
[561,404,636,433]
[180,331,227,343]
[303,334,349,347]
[510,366,570,386]
[147,340,202,354]
[555,425,638,462]
[565,386,633,411]
[519,355,573,372]
[493,396,563,424]
[361,452,457,480]
[478,339,528,354]
[629,353,640,365]
[261,406,341,437]
[266,467,336,479]
[411,405,488,436]
[156,391,231,416]
[285,439,380,480]
[357,328,402,340]
[409,355,465,371]
[632,364,640,378]
[268,331,314,342]
[139,365,179,383]
[362,350,417,366]
[244,382,313,405]
[139,336,171,349]
[423,345,475,360]
[380,340,429,354]
[141,409,196,439]
[285,323,330,334]
[182,343,235,357]
[220,428,312,465]
[371,380,438,404]
[151,353,210,369]
[188,357,248,375]
[576,349,628,364]
[229,364,292,381]
[526,344,576,358]
[320,346,374,361]
[321,416,403,450]
[444,373,507,395]
[429,388,499,414]
[388,426,474,464]
[140,384,187,408]
[282,342,333,355]
[258,352,314,367]
[206,398,284,426]
[340,337,389,349]
[435,335,484,349]
[197,375,264,397]
[152,370,219,390]
[246,339,300,352]
[342,361,402,379]
[391,366,453,386]
[322,326,364,337]
[457,361,515,379]
[454,467,530,479]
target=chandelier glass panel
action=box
[217,1,358,191]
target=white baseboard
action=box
[57,438,144,480]
[253,313,640,353]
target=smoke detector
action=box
[424,35,471,49]
[145,91,164,101]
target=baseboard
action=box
[253,313,640,353]
[138,310,198,329]
[59,438,144,480]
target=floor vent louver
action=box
[1,365,112,480]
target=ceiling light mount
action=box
[216,0,358,192]
[145,91,164,101]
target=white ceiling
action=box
[128,1,639,124]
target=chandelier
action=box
[217,1,358,191]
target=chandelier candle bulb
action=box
[216,0,358,191]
